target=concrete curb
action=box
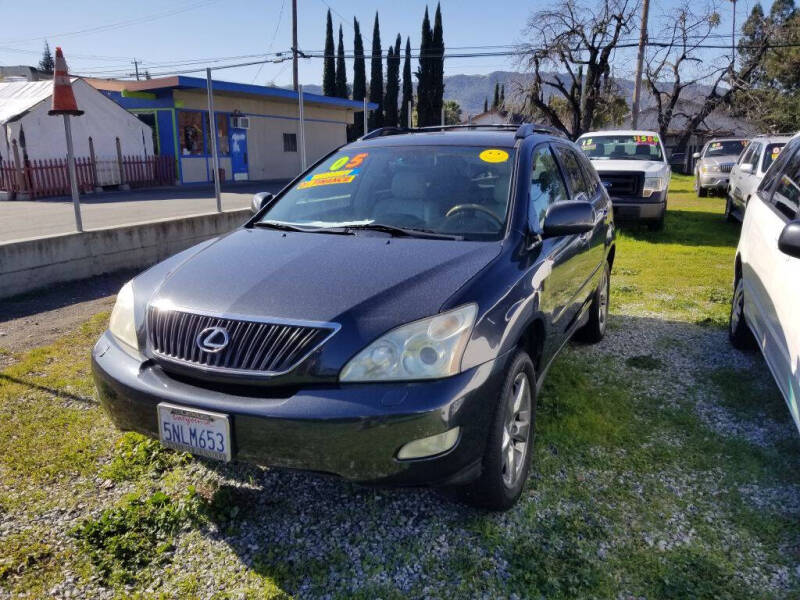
[0,209,250,300]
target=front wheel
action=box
[458,351,536,511]
[729,275,754,350]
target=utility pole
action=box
[132,58,140,81]
[631,0,650,129]
[206,68,222,212]
[292,0,299,91]
[731,0,737,70]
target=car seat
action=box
[372,170,430,223]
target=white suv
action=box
[730,132,800,432]
[726,135,791,223]
[576,130,670,230]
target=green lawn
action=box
[2,175,799,598]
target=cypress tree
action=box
[322,10,336,96]
[368,12,384,129]
[400,37,413,128]
[492,82,500,109]
[335,25,348,98]
[384,34,402,127]
[352,18,367,137]
[416,7,433,126]
[500,84,505,107]
[430,3,445,125]
[483,97,488,112]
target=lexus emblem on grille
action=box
[196,326,230,353]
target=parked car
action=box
[726,135,791,222]
[730,132,800,433]
[669,152,687,174]
[92,124,616,511]
[693,138,749,197]
[576,130,670,231]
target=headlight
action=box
[340,304,477,382]
[701,164,719,173]
[643,177,665,197]
[109,281,138,350]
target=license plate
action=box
[157,403,232,462]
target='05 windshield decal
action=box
[297,153,369,189]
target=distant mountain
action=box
[298,70,720,121]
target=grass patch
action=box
[611,174,739,326]
[626,354,664,371]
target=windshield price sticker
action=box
[479,148,510,163]
[710,142,723,150]
[297,153,369,189]
[634,135,659,145]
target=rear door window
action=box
[762,143,786,172]
[554,145,590,198]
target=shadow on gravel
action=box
[0,270,137,322]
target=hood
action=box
[588,159,667,174]
[146,228,501,341]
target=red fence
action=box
[0,155,175,199]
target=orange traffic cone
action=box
[48,47,84,116]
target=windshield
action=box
[259,145,516,240]
[578,134,664,161]
[704,140,747,157]
[762,143,786,172]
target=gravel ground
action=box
[3,309,799,599]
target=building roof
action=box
[0,80,55,125]
[86,75,377,111]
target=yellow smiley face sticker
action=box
[479,148,509,163]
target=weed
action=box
[102,432,187,482]
[71,489,200,585]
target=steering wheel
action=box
[445,204,503,228]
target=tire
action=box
[698,185,708,198]
[459,351,536,511]
[575,260,611,343]
[729,274,754,350]
[725,196,737,223]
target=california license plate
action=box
[157,403,232,462]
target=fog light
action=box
[397,427,460,460]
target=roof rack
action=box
[358,122,566,141]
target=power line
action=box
[0,0,220,45]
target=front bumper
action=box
[92,331,510,486]
[698,173,729,190]
[610,190,666,222]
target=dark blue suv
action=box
[92,124,615,510]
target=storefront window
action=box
[178,111,204,155]
[216,114,230,155]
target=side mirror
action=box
[778,220,800,259]
[541,201,595,238]
[693,152,701,159]
[251,192,274,214]
[740,163,754,174]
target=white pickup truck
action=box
[576,130,671,230]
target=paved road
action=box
[0,181,287,243]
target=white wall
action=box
[4,79,153,162]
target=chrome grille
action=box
[147,307,337,375]
[720,163,734,173]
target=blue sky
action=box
[0,0,757,87]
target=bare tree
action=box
[518,0,638,138]
[646,2,771,151]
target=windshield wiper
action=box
[339,223,464,240]
[254,220,350,234]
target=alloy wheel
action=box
[501,372,532,488]
[731,278,744,333]
[598,268,609,336]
